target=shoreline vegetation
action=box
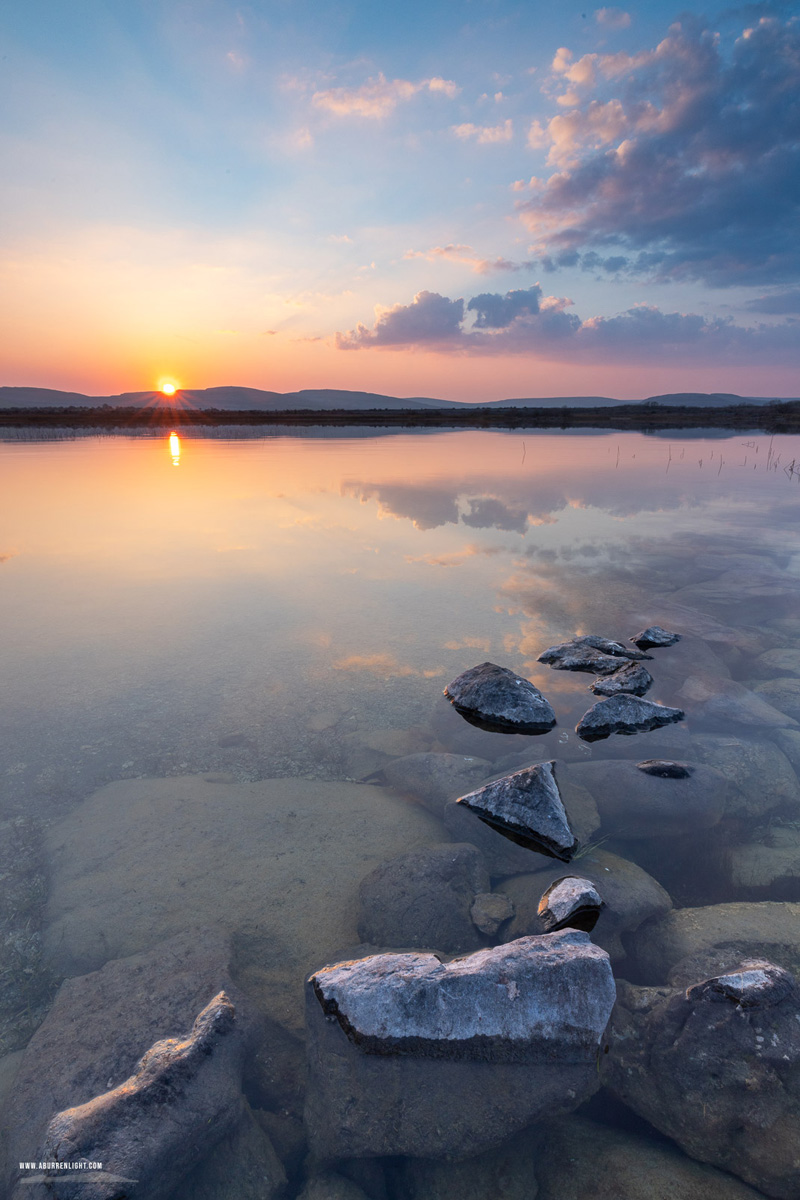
[1,400,799,432]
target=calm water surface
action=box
[2,427,800,1196]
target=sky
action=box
[1,0,799,400]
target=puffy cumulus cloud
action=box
[521,15,800,286]
[335,286,800,364]
[335,290,464,348]
[596,7,632,27]
[312,73,458,119]
[468,285,543,329]
[403,244,534,274]
[452,119,513,144]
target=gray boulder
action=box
[629,902,800,985]
[537,877,603,933]
[456,762,577,862]
[36,993,244,1200]
[297,1175,370,1200]
[630,626,681,650]
[304,932,615,1159]
[603,967,800,1198]
[357,843,490,952]
[535,1115,770,1200]
[379,752,492,818]
[590,661,653,696]
[567,758,728,838]
[687,733,800,818]
[753,678,800,723]
[637,759,693,778]
[725,826,800,893]
[576,695,684,742]
[444,663,556,734]
[752,649,800,678]
[498,847,672,963]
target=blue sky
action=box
[1,0,798,398]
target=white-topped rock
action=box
[456,761,577,862]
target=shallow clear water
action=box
[2,427,800,1197]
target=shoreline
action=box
[0,401,799,432]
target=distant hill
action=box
[0,385,796,411]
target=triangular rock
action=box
[456,761,577,861]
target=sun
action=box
[158,379,180,397]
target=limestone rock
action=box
[535,1115,769,1200]
[590,661,653,697]
[567,758,727,838]
[470,892,515,936]
[443,766,599,878]
[630,626,681,650]
[603,969,800,1198]
[538,636,650,675]
[37,993,244,1200]
[3,930,256,1198]
[498,848,672,963]
[576,695,684,742]
[304,933,615,1159]
[753,678,800,723]
[687,733,800,818]
[456,762,577,862]
[444,663,556,734]
[41,775,445,1031]
[629,902,800,984]
[357,843,490,952]
[538,877,603,933]
[379,752,492,818]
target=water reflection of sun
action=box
[169,431,181,467]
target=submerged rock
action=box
[172,1103,287,1200]
[604,967,800,1199]
[470,892,515,936]
[498,848,672,963]
[357,843,490,953]
[568,758,726,838]
[629,902,800,985]
[37,993,244,1200]
[576,695,685,742]
[678,674,798,729]
[752,649,800,678]
[590,661,653,697]
[537,877,604,933]
[379,752,492,818]
[723,826,800,893]
[444,663,556,734]
[637,759,693,778]
[687,733,800,818]
[304,932,615,1159]
[630,626,681,650]
[753,677,800,723]
[538,636,651,675]
[535,1115,770,1200]
[772,728,800,772]
[456,761,577,862]
[3,930,259,1199]
[391,1128,540,1199]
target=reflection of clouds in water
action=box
[333,653,444,678]
[444,636,492,653]
[462,497,529,534]
[0,552,16,563]
[343,482,459,530]
[405,544,504,568]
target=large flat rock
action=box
[41,775,445,1029]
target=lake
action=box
[2,426,800,1198]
